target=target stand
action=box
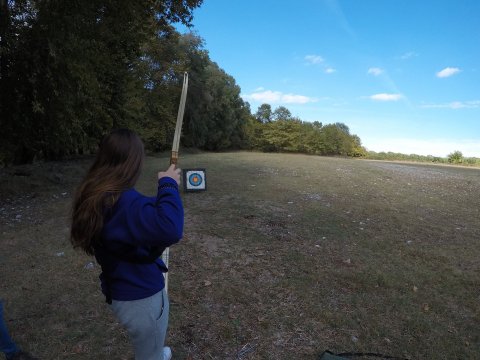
[183,168,207,192]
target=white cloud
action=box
[448,101,469,109]
[304,54,336,73]
[254,86,265,92]
[367,67,384,76]
[421,100,480,109]
[244,90,281,103]
[364,138,480,157]
[282,94,316,103]
[369,93,403,101]
[399,51,418,60]
[436,67,461,78]
[305,55,324,64]
[242,90,318,104]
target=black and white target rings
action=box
[183,168,207,192]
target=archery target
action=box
[183,169,207,191]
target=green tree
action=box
[349,135,367,157]
[165,33,250,151]
[301,122,323,154]
[196,62,250,150]
[448,150,463,164]
[334,122,350,134]
[0,0,203,164]
[321,124,353,155]
[272,106,292,121]
[261,118,302,152]
[255,103,272,123]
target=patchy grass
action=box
[0,152,479,359]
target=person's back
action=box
[96,185,183,303]
[71,129,183,360]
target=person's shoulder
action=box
[121,188,140,197]
[119,188,153,205]
[120,188,142,201]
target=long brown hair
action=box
[70,129,144,255]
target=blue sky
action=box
[178,0,480,157]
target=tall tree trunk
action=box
[0,0,11,82]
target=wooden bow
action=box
[163,72,188,293]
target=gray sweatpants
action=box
[110,289,169,360]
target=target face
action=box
[183,169,207,192]
[188,172,203,186]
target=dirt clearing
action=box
[1,152,479,359]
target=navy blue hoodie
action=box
[95,176,183,301]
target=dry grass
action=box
[0,152,479,359]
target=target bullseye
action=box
[183,169,207,192]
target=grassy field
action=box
[0,152,479,359]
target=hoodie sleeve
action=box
[124,177,184,247]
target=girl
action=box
[71,129,183,360]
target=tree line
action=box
[245,104,365,157]
[365,150,480,166]
[1,0,365,165]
